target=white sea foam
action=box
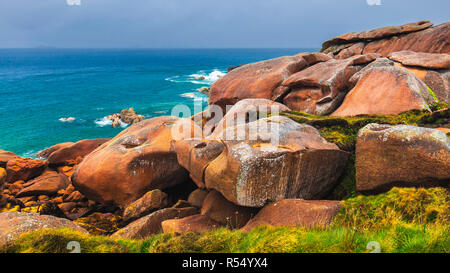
[166,69,225,85]
[179,92,208,102]
[94,117,128,128]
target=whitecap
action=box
[165,69,226,85]
[95,116,129,128]
[94,117,112,127]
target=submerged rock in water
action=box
[106,107,146,127]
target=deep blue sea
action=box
[0,48,312,157]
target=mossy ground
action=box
[3,187,448,253]
[281,105,449,152]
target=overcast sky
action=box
[0,0,448,48]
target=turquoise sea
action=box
[0,48,312,156]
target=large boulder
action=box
[281,54,379,115]
[111,207,198,239]
[332,64,438,117]
[242,199,341,231]
[388,51,450,70]
[211,99,291,138]
[0,150,18,168]
[122,189,168,222]
[187,188,209,208]
[209,56,307,109]
[16,170,70,197]
[37,142,74,159]
[200,190,257,229]
[46,138,110,166]
[385,52,450,104]
[6,157,47,183]
[322,20,433,51]
[0,211,87,248]
[174,116,349,207]
[161,214,221,234]
[172,139,225,188]
[322,21,449,57]
[356,124,450,193]
[362,22,450,56]
[72,117,198,207]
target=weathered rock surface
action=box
[122,189,168,222]
[332,65,438,117]
[161,214,221,234]
[72,116,198,207]
[16,170,69,197]
[112,207,198,239]
[210,99,291,138]
[297,52,332,66]
[172,139,225,188]
[242,199,341,231]
[281,54,379,115]
[393,63,449,104]
[187,188,209,208]
[45,139,110,166]
[356,124,450,193]
[37,142,74,159]
[175,116,348,207]
[322,21,449,57]
[0,168,6,187]
[209,56,307,109]
[322,20,434,51]
[388,51,450,70]
[6,157,47,183]
[201,190,257,229]
[0,150,18,168]
[362,22,450,56]
[0,211,87,248]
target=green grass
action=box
[2,224,447,253]
[2,187,448,253]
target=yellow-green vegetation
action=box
[73,213,122,235]
[334,187,449,229]
[281,106,449,151]
[2,187,448,253]
[328,155,356,200]
[284,107,449,200]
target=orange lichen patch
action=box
[394,62,427,79]
[58,165,77,177]
[252,143,293,151]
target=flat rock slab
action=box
[112,207,198,239]
[388,51,450,70]
[161,214,222,234]
[241,199,341,231]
